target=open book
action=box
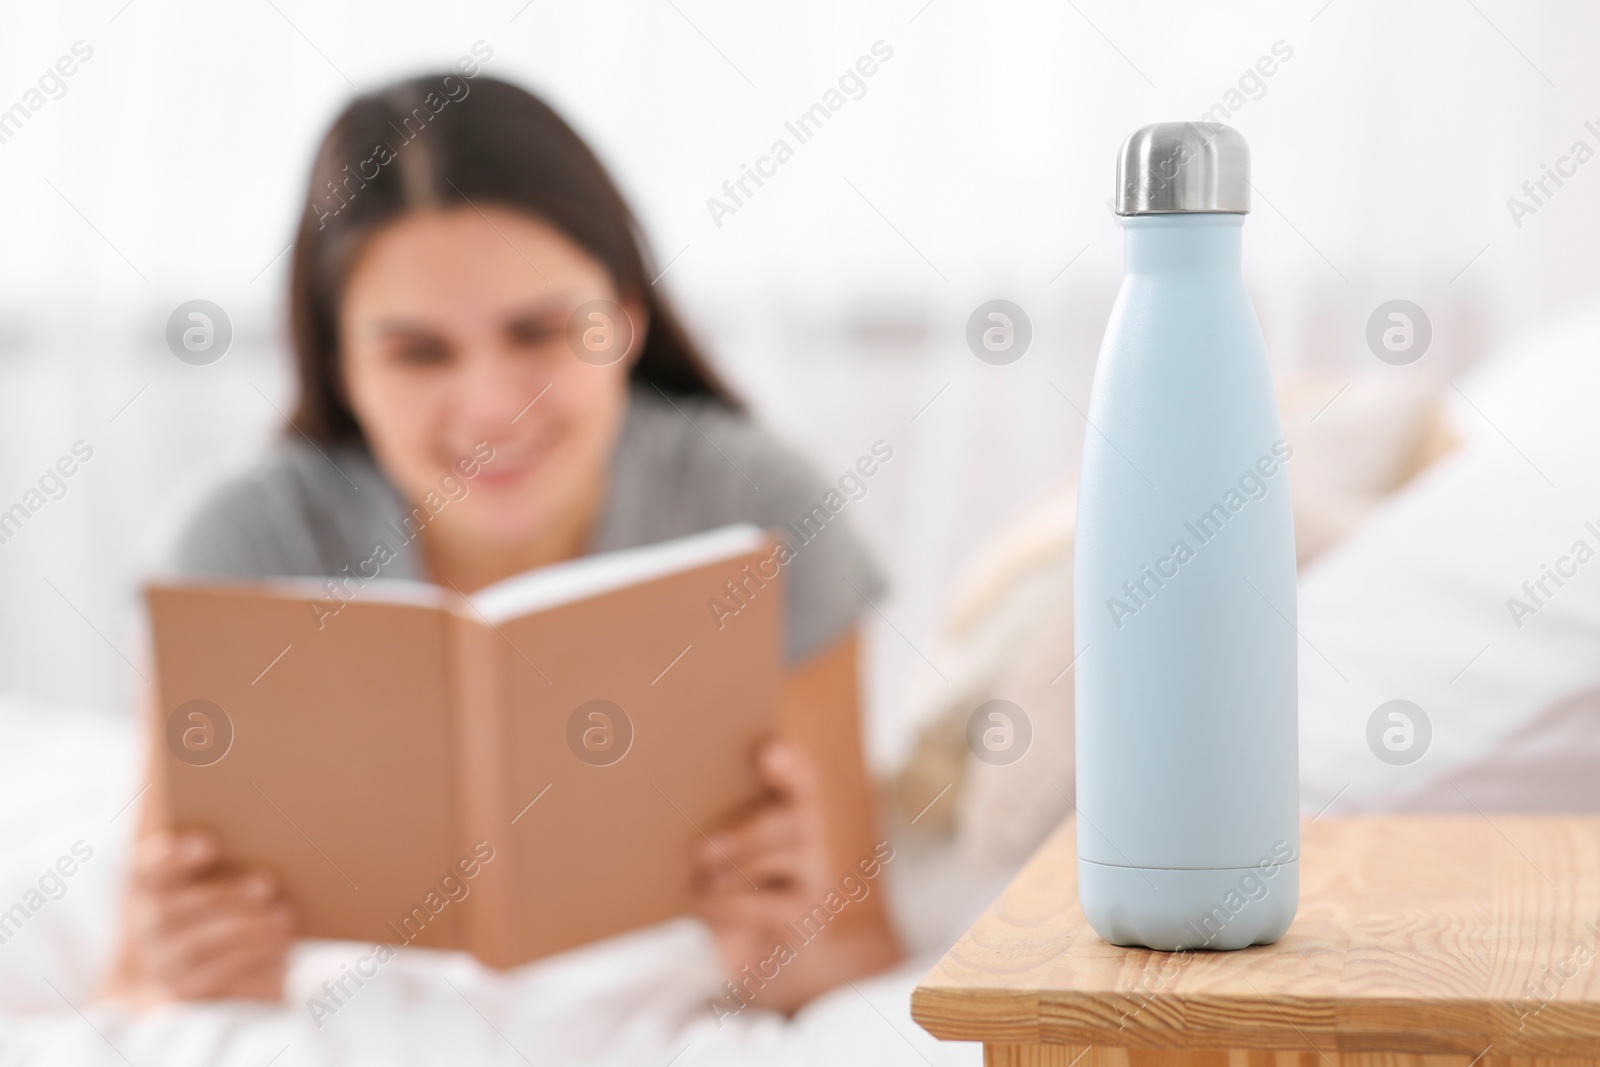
[145,524,782,968]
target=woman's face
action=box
[338,206,642,550]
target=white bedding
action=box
[0,699,1000,1066]
[1298,303,1600,813]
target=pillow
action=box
[885,487,1077,866]
[1298,302,1600,813]
[1279,372,1454,564]
[886,365,1463,864]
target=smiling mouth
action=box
[464,440,550,489]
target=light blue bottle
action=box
[1074,122,1299,951]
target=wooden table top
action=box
[912,816,1600,1058]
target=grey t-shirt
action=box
[166,387,885,664]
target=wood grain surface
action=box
[980,1045,1600,1067]
[912,817,1600,1059]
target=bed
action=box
[6,304,1600,1065]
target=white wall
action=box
[1,0,1597,769]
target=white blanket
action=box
[0,700,994,1066]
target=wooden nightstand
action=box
[912,816,1600,1066]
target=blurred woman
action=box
[107,72,899,1011]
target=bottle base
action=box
[1078,856,1298,951]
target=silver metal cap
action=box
[1116,121,1250,215]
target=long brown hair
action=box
[286,71,738,443]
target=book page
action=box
[467,523,766,625]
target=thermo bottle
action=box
[1073,122,1299,951]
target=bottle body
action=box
[1074,213,1298,951]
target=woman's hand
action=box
[691,741,901,1015]
[104,830,296,1006]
